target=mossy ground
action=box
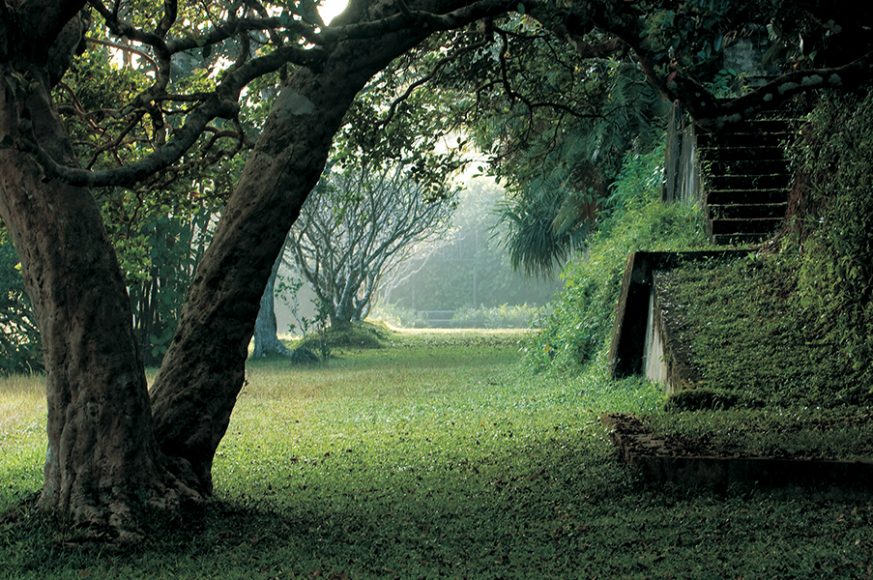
[655,253,872,408]
[2,331,872,578]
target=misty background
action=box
[274,176,561,333]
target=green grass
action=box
[643,406,873,460]
[2,331,872,578]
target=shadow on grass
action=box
[3,433,872,578]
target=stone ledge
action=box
[602,414,873,491]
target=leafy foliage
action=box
[526,145,709,372]
[469,26,668,274]
[789,88,873,378]
[445,303,545,329]
[0,232,41,374]
[58,37,241,365]
[375,303,546,329]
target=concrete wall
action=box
[663,104,701,205]
[642,286,668,387]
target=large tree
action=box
[0,0,869,539]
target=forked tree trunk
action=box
[0,0,481,538]
[0,64,200,539]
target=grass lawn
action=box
[1,330,871,578]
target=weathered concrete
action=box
[608,250,752,382]
[642,285,672,390]
[663,103,701,204]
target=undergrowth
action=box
[526,146,710,373]
[789,88,873,375]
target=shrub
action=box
[299,321,390,351]
[450,304,546,329]
[369,304,429,328]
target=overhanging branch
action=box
[21,97,239,187]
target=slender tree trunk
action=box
[0,63,200,539]
[252,253,291,358]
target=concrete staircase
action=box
[697,117,795,244]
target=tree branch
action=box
[21,96,238,187]
[86,37,158,68]
[320,0,517,43]
[380,36,491,127]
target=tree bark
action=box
[252,253,291,358]
[0,62,200,539]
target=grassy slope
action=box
[641,255,873,458]
[1,331,872,578]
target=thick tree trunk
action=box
[148,32,431,492]
[0,64,200,538]
[330,298,359,330]
[252,253,291,358]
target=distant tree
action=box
[380,177,561,312]
[251,252,293,358]
[287,162,456,330]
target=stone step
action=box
[707,174,791,190]
[712,232,773,245]
[707,188,789,205]
[708,203,788,220]
[739,118,797,132]
[710,217,783,235]
[698,146,784,161]
[705,159,788,176]
[697,130,792,148]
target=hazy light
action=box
[319,0,349,24]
